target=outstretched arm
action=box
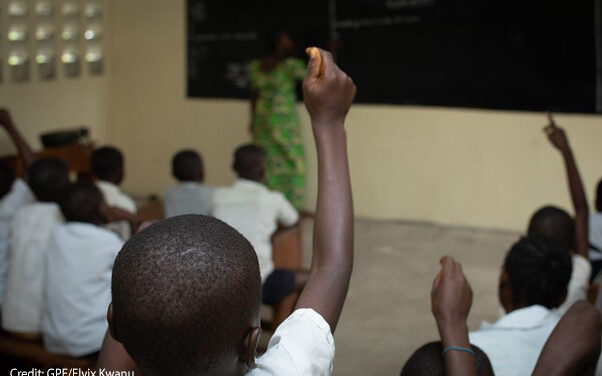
[431,256,478,376]
[294,47,356,333]
[544,114,589,258]
[0,109,35,175]
[532,301,601,376]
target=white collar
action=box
[234,178,266,189]
[482,305,558,330]
[97,180,121,193]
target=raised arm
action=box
[294,48,356,332]
[0,109,35,175]
[544,114,589,258]
[431,256,478,376]
[532,301,601,376]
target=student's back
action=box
[42,181,123,356]
[92,146,136,240]
[469,236,572,376]
[164,150,213,217]
[0,109,36,308]
[0,174,34,307]
[2,159,68,335]
[42,221,123,355]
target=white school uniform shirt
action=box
[469,305,561,376]
[96,180,136,241]
[164,182,213,218]
[0,178,34,305]
[558,254,591,314]
[2,202,63,333]
[212,179,299,283]
[42,222,124,356]
[252,309,335,376]
[590,212,602,260]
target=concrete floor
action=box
[298,218,520,376]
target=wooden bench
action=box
[0,332,97,369]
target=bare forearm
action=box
[296,124,353,332]
[562,147,589,257]
[438,324,478,376]
[4,121,35,171]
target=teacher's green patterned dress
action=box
[249,57,307,209]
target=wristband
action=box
[442,346,476,356]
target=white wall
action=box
[0,0,111,152]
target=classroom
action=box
[1,0,602,375]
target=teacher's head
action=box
[266,30,294,58]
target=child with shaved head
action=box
[99,48,356,375]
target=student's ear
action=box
[107,303,120,342]
[239,327,261,369]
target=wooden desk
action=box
[0,143,94,177]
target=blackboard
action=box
[187,0,330,99]
[188,0,602,114]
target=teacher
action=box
[248,30,307,209]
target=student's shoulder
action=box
[254,309,334,375]
[80,223,125,246]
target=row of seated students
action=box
[0,49,601,375]
[0,111,137,357]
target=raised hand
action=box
[294,48,355,332]
[544,113,570,153]
[303,48,356,130]
[431,256,473,330]
[431,256,478,376]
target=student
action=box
[532,301,601,376]
[401,256,494,376]
[92,146,137,239]
[164,149,213,217]
[528,115,590,313]
[590,179,602,278]
[212,143,308,306]
[2,158,69,336]
[0,109,35,308]
[42,180,124,356]
[401,342,493,376]
[469,236,572,376]
[98,48,356,375]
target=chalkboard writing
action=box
[188,0,601,113]
[187,0,329,99]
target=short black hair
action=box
[0,163,16,199]
[111,215,261,376]
[233,144,264,179]
[265,29,289,54]
[92,146,123,182]
[172,150,204,182]
[59,180,104,224]
[401,342,494,376]
[28,158,69,203]
[596,179,602,213]
[528,206,574,252]
[504,236,572,309]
